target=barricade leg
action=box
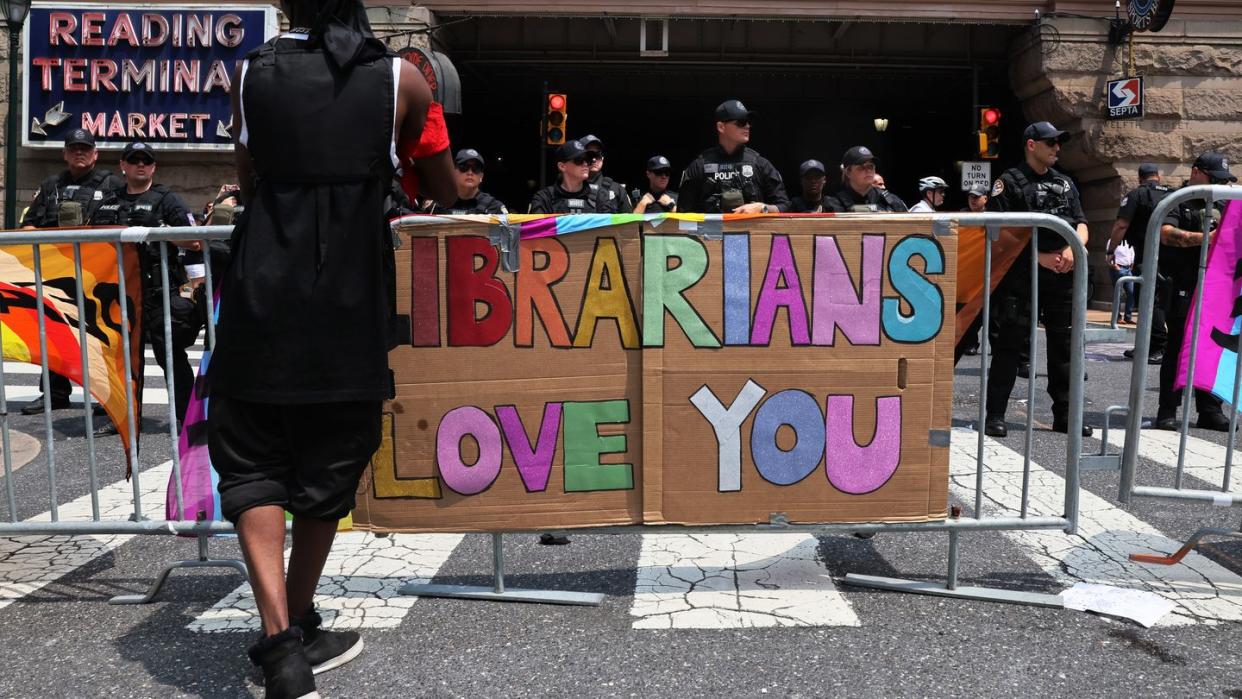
[109,533,248,605]
[398,533,604,606]
[1130,525,1242,566]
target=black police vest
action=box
[1124,183,1172,257]
[633,188,677,213]
[700,150,763,212]
[441,192,503,215]
[32,169,115,227]
[1005,167,1076,222]
[93,185,173,227]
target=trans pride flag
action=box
[1176,201,1242,404]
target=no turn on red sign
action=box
[960,162,992,192]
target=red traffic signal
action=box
[546,93,568,145]
[978,107,1001,159]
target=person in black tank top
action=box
[206,3,453,696]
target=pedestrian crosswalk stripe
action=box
[0,462,170,611]
[950,427,1242,625]
[187,532,466,632]
[1105,428,1242,493]
[629,532,861,629]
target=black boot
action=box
[1196,412,1236,432]
[292,607,364,675]
[984,415,1007,438]
[1052,415,1093,437]
[247,627,319,699]
[20,394,72,415]
[539,533,571,545]
[1156,410,1179,431]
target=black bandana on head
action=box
[301,0,388,71]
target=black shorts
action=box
[209,396,382,524]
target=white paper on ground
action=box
[1060,582,1177,628]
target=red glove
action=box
[399,102,451,203]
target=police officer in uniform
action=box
[432,149,508,215]
[984,121,1092,438]
[529,140,619,214]
[581,135,632,212]
[1155,152,1236,431]
[824,146,908,213]
[789,159,828,213]
[18,128,120,415]
[1110,163,1171,364]
[678,100,789,214]
[93,142,200,426]
[631,155,678,214]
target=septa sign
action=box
[1107,76,1144,120]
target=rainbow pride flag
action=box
[1176,201,1242,404]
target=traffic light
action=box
[545,93,567,145]
[978,107,1001,159]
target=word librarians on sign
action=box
[1107,76,1145,120]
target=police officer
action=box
[1155,152,1236,431]
[984,121,1092,438]
[17,128,121,415]
[824,146,908,212]
[789,159,828,213]
[678,100,789,213]
[580,135,632,212]
[963,185,989,213]
[432,149,508,215]
[1110,163,1172,365]
[631,155,678,214]
[529,140,618,214]
[94,142,199,426]
[909,176,949,213]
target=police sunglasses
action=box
[125,155,155,165]
[457,163,483,174]
[731,119,751,128]
[569,155,594,166]
[1041,138,1063,148]
[650,169,672,176]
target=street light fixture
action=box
[873,117,889,133]
[2,0,31,229]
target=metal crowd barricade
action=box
[0,213,1090,610]
[1119,186,1242,512]
[0,225,245,605]
[393,211,1090,609]
[1110,275,1142,329]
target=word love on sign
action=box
[351,216,956,533]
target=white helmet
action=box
[918,176,948,192]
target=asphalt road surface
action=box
[2,332,1242,698]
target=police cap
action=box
[646,155,672,172]
[799,159,827,176]
[967,185,989,198]
[714,99,753,122]
[580,134,604,150]
[841,146,877,168]
[1023,121,1071,144]
[556,140,587,162]
[455,148,485,168]
[1193,152,1237,182]
[1138,163,1160,178]
[64,128,95,148]
[122,142,157,162]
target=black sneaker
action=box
[20,394,72,415]
[1052,418,1093,437]
[1017,362,1030,379]
[984,416,1008,438]
[247,627,320,699]
[1148,351,1164,366]
[1197,413,1236,432]
[539,533,571,545]
[1124,348,1135,359]
[292,608,364,676]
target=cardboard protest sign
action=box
[352,215,956,533]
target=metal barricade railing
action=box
[381,212,1090,608]
[1110,274,1142,329]
[0,214,1090,610]
[1119,185,1242,508]
[0,225,244,605]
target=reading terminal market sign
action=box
[22,3,278,151]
